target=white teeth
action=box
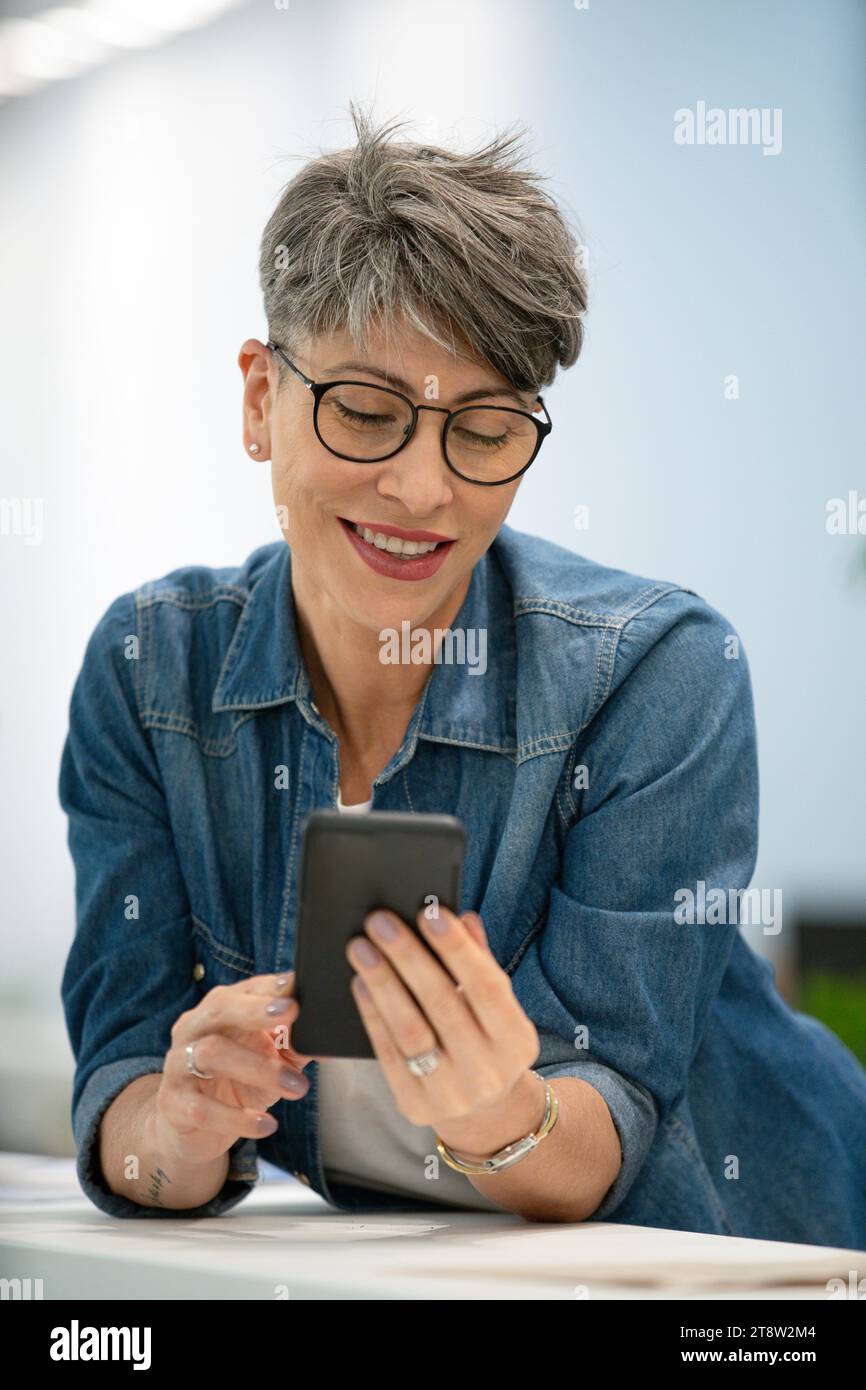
[352,523,441,557]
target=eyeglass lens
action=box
[316,383,537,483]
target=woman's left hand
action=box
[345,905,541,1149]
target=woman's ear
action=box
[238,338,273,455]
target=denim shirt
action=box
[59,523,866,1246]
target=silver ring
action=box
[185,1042,214,1080]
[406,1047,441,1077]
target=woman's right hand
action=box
[149,971,319,1167]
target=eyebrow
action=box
[319,361,532,408]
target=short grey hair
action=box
[258,102,588,396]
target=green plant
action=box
[799,972,866,1065]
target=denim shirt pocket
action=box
[190,914,256,992]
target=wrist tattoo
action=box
[145,1166,173,1207]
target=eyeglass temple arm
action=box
[266,341,315,392]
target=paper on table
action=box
[0,1153,82,1204]
[397,1222,866,1290]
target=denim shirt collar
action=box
[211,529,519,756]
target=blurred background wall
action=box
[1,0,864,1152]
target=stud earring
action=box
[248,443,260,455]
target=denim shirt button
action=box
[192,961,205,981]
[295,1171,311,1186]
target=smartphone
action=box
[292,810,466,1058]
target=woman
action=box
[60,107,866,1244]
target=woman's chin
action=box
[339,593,443,637]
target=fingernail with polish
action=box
[279,1067,308,1094]
[349,937,381,967]
[266,997,292,1015]
[427,909,450,935]
[366,911,398,942]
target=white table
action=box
[1,1153,863,1301]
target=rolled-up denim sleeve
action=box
[512,592,760,1220]
[530,1022,658,1221]
[73,1059,260,1219]
[59,590,261,1218]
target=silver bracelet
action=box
[434,1071,559,1176]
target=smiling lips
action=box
[338,517,455,581]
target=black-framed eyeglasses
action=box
[266,340,552,487]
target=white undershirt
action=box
[335,789,373,814]
[315,794,502,1210]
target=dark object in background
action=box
[796,917,866,1065]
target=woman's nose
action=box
[376,411,455,512]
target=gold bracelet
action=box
[435,1071,559,1176]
